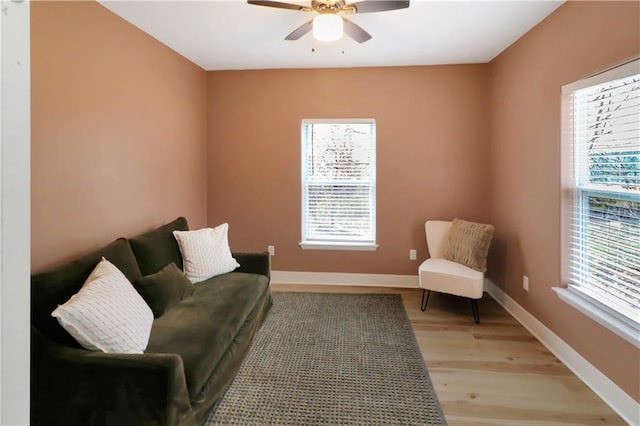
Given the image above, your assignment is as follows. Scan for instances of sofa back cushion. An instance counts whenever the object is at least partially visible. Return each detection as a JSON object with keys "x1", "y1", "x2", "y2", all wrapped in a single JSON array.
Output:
[
  {"x1": 129, "y1": 217, "x2": 189, "y2": 276},
  {"x1": 31, "y1": 238, "x2": 142, "y2": 347}
]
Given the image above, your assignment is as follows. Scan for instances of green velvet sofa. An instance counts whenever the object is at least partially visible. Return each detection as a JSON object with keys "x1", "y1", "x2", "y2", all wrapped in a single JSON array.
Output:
[{"x1": 31, "y1": 217, "x2": 272, "y2": 426}]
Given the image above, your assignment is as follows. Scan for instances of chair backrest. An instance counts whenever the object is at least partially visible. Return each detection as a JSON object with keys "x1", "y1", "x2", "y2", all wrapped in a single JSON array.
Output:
[{"x1": 425, "y1": 221, "x2": 452, "y2": 259}]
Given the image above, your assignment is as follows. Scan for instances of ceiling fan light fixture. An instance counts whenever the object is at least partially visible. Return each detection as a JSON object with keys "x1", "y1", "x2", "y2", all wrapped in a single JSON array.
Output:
[{"x1": 312, "y1": 14, "x2": 343, "y2": 42}]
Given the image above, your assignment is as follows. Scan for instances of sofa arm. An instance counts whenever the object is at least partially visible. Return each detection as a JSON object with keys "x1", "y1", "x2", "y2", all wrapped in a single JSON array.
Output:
[
  {"x1": 233, "y1": 252, "x2": 271, "y2": 279},
  {"x1": 31, "y1": 327, "x2": 192, "y2": 426}
]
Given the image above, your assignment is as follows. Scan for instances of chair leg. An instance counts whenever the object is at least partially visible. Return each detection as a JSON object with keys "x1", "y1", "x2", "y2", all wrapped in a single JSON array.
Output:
[
  {"x1": 420, "y1": 289, "x2": 431, "y2": 312},
  {"x1": 470, "y1": 299, "x2": 480, "y2": 324}
]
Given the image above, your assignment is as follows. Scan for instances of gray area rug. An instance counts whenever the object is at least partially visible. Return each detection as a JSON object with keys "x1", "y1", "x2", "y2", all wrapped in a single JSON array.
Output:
[{"x1": 206, "y1": 292, "x2": 447, "y2": 425}]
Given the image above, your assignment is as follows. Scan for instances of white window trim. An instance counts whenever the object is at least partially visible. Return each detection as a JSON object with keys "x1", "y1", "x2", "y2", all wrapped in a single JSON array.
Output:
[
  {"x1": 556, "y1": 57, "x2": 640, "y2": 346},
  {"x1": 561, "y1": 59, "x2": 640, "y2": 95},
  {"x1": 300, "y1": 118, "x2": 377, "y2": 251},
  {"x1": 299, "y1": 242, "x2": 379, "y2": 251},
  {"x1": 553, "y1": 287, "x2": 640, "y2": 348}
]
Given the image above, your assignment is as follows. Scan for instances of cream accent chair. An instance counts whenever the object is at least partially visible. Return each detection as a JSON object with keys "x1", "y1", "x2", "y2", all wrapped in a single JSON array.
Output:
[{"x1": 418, "y1": 220, "x2": 484, "y2": 323}]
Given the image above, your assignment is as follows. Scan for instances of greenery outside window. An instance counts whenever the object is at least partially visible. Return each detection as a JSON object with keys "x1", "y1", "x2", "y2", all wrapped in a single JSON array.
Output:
[
  {"x1": 300, "y1": 119, "x2": 377, "y2": 250},
  {"x1": 556, "y1": 59, "x2": 640, "y2": 347}
]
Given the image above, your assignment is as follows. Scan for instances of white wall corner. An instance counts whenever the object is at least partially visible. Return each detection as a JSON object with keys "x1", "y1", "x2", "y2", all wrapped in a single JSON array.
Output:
[
  {"x1": 484, "y1": 280, "x2": 639, "y2": 425},
  {"x1": 1, "y1": 1, "x2": 31, "y2": 424},
  {"x1": 271, "y1": 271, "x2": 419, "y2": 288}
]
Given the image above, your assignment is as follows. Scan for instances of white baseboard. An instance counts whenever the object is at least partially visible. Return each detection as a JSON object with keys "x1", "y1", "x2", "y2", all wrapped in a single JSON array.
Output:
[
  {"x1": 271, "y1": 270, "x2": 419, "y2": 288},
  {"x1": 485, "y1": 280, "x2": 639, "y2": 425}
]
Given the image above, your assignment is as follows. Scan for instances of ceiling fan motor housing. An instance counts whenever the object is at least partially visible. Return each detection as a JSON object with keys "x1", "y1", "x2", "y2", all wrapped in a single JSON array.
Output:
[{"x1": 312, "y1": 0, "x2": 351, "y2": 14}]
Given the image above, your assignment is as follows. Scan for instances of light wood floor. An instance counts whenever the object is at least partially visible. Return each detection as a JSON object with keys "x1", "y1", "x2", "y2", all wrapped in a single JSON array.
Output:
[{"x1": 271, "y1": 284, "x2": 626, "y2": 426}]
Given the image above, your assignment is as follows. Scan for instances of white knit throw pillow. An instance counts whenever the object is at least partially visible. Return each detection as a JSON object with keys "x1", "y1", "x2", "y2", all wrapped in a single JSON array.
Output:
[
  {"x1": 51, "y1": 258, "x2": 154, "y2": 354},
  {"x1": 173, "y1": 223, "x2": 240, "y2": 283}
]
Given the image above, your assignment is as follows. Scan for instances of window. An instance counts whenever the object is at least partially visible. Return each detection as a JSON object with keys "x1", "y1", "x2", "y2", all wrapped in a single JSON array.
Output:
[
  {"x1": 557, "y1": 59, "x2": 640, "y2": 347},
  {"x1": 300, "y1": 119, "x2": 377, "y2": 250}
]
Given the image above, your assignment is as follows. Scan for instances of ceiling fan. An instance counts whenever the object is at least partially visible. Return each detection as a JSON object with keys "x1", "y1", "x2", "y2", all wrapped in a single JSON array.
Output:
[{"x1": 247, "y1": 0, "x2": 410, "y2": 43}]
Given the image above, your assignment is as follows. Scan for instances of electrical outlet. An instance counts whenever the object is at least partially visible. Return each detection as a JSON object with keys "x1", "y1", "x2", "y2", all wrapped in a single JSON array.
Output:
[
  {"x1": 409, "y1": 249, "x2": 417, "y2": 260},
  {"x1": 268, "y1": 245, "x2": 275, "y2": 256},
  {"x1": 523, "y1": 275, "x2": 529, "y2": 292}
]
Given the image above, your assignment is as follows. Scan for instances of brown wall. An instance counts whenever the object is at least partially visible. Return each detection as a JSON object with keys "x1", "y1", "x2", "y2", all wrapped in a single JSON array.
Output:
[
  {"x1": 31, "y1": 1, "x2": 208, "y2": 272},
  {"x1": 30, "y1": 0, "x2": 638, "y2": 404},
  {"x1": 489, "y1": 1, "x2": 640, "y2": 401},
  {"x1": 207, "y1": 66, "x2": 491, "y2": 274}
]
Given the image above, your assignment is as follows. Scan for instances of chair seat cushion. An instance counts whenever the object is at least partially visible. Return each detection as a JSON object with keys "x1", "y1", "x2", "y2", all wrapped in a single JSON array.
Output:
[{"x1": 418, "y1": 258, "x2": 484, "y2": 299}]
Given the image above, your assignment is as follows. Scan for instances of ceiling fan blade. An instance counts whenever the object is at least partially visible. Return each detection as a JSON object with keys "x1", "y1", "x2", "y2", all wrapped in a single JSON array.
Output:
[
  {"x1": 285, "y1": 20, "x2": 313, "y2": 40},
  {"x1": 343, "y1": 18, "x2": 372, "y2": 43},
  {"x1": 247, "y1": 0, "x2": 306, "y2": 11},
  {"x1": 348, "y1": 0, "x2": 409, "y2": 13}
]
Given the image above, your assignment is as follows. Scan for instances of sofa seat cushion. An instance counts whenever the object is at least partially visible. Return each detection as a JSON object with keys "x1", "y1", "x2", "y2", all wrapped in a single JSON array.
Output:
[{"x1": 145, "y1": 272, "x2": 270, "y2": 400}]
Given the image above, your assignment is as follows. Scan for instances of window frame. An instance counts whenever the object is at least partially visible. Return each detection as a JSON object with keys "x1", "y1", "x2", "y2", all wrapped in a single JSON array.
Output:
[
  {"x1": 555, "y1": 58, "x2": 640, "y2": 348},
  {"x1": 299, "y1": 118, "x2": 378, "y2": 251}
]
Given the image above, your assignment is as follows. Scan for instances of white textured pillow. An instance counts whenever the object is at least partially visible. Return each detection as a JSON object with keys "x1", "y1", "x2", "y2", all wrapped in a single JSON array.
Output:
[
  {"x1": 173, "y1": 223, "x2": 240, "y2": 283},
  {"x1": 51, "y1": 258, "x2": 154, "y2": 354}
]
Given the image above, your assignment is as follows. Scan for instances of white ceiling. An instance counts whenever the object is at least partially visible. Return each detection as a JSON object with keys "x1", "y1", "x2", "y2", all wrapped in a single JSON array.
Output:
[{"x1": 98, "y1": 0, "x2": 564, "y2": 71}]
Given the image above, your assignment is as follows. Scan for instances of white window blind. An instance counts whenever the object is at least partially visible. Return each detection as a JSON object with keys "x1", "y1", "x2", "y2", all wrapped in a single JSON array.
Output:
[
  {"x1": 561, "y1": 59, "x2": 640, "y2": 333},
  {"x1": 301, "y1": 119, "x2": 376, "y2": 249}
]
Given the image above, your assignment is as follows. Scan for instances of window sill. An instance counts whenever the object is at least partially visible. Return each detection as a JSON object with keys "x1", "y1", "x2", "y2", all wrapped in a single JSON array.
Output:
[
  {"x1": 299, "y1": 242, "x2": 379, "y2": 251},
  {"x1": 552, "y1": 287, "x2": 640, "y2": 348}
]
